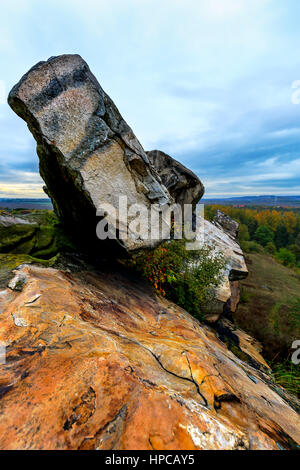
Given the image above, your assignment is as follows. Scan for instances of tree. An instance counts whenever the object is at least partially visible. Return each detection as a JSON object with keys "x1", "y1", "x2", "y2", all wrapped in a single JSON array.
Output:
[
  {"x1": 238, "y1": 224, "x2": 250, "y2": 242},
  {"x1": 289, "y1": 244, "x2": 300, "y2": 262},
  {"x1": 254, "y1": 225, "x2": 274, "y2": 247},
  {"x1": 247, "y1": 218, "x2": 258, "y2": 237},
  {"x1": 275, "y1": 224, "x2": 289, "y2": 250},
  {"x1": 265, "y1": 241, "x2": 276, "y2": 255}
]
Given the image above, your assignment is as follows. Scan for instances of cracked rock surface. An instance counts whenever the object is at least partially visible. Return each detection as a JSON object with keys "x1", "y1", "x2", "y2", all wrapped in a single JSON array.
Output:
[
  {"x1": 0, "y1": 264, "x2": 299, "y2": 450},
  {"x1": 8, "y1": 55, "x2": 172, "y2": 255}
]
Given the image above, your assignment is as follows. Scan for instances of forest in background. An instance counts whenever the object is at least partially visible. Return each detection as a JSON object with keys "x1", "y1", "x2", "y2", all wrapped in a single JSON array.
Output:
[
  {"x1": 205, "y1": 204, "x2": 300, "y2": 396},
  {"x1": 205, "y1": 205, "x2": 300, "y2": 269}
]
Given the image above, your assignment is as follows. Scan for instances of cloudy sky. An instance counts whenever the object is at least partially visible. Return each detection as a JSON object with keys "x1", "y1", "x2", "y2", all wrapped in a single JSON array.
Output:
[{"x1": 1, "y1": 0, "x2": 300, "y2": 198}]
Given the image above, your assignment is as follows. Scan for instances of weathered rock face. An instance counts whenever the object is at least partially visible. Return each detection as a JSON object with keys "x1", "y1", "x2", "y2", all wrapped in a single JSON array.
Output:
[
  {"x1": 215, "y1": 318, "x2": 270, "y2": 372},
  {"x1": 147, "y1": 150, "x2": 204, "y2": 210},
  {"x1": 207, "y1": 213, "x2": 243, "y2": 320},
  {"x1": 213, "y1": 210, "x2": 239, "y2": 240},
  {"x1": 0, "y1": 263, "x2": 299, "y2": 450},
  {"x1": 8, "y1": 55, "x2": 172, "y2": 256},
  {"x1": 225, "y1": 280, "x2": 241, "y2": 314},
  {"x1": 145, "y1": 149, "x2": 246, "y2": 320},
  {"x1": 199, "y1": 217, "x2": 248, "y2": 321}
]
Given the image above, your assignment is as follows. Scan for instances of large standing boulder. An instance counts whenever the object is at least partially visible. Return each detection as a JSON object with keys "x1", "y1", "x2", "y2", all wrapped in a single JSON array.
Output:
[
  {"x1": 147, "y1": 150, "x2": 204, "y2": 210},
  {"x1": 8, "y1": 55, "x2": 172, "y2": 256}
]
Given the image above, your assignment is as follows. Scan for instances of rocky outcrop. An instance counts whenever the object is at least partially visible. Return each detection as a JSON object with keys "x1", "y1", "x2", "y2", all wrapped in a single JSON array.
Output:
[
  {"x1": 8, "y1": 55, "x2": 172, "y2": 256},
  {"x1": 207, "y1": 214, "x2": 244, "y2": 320},
  {"x1": 213, "y1": 210, "x2": 239, "y2": 240},
  {"x1": 0, "y1": 211, "x2": 73, "y2": 263},
  {"x1": 147, "y1": 150, "x2": 204, "y2": 210},
  {"x1": 5, "y1": 56, "x2": 298, "y2": 451},
  {"x1": 215, "y1": 318, "x2": 270, "y2": 372},
  {"x1": 0, "y1": 263, "x2": 299, "y2": 450},
  {"x1": 146, "y1": 150, "x2": 247, "y2": 320},
  {"x1": 0, "y1": 215, "x2": 32, "y2": 227},
  {"x1": 199, "y1": 217, "x2": 248, "y2": 321}
]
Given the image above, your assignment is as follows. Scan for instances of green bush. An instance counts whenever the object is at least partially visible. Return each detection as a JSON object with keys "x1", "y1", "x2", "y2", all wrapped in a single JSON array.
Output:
[
  {"x1": 289, "y1": 244, "x2": 300, "y2": 263},
  {"x1": 131, "y1": 239, "x2": 225, "y2": 321},
  {"x1": 276, "y1": 248, "x2": 296, "y2": 267},
  {"x1": 238, "y1": 224, "x2": 250, "y2": 242},
  {"x1": 240, "y1": 240, "x2": 262, "y2": 253},
  {"x1": 265, "y1": 241, "x2": 277, "y2": 255}
]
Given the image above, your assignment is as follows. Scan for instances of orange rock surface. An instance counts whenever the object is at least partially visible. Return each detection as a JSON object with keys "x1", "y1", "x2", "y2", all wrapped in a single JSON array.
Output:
[{"x1": 0, "y1": 264, "x2": 299, "y2": 450}]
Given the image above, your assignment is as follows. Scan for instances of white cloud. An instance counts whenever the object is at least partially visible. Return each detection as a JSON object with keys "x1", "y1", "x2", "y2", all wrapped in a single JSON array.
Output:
[
  {"x1": 0, "y1": 183, "x2": 44, "y2": 198},
  {"x1": 0, "y1": 0, "x2": 300, "y2": 197}
]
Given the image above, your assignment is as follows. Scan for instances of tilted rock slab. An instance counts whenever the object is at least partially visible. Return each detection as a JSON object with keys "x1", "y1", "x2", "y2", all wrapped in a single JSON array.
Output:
[
  {"x1": 0, "y1": 264, "x2": 299, "y2": 450},
  {"x1": 147, "y1": 149, "x2": 204, "y2": 210},
  {"x1": 8, "y1": 55, "x2": 172, "y2": 255}
]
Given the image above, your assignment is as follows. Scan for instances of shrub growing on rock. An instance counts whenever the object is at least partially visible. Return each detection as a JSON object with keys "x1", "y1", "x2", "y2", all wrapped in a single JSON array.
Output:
[{"x1": 131, "y1": 239, "x2": 225, "y2": 320}]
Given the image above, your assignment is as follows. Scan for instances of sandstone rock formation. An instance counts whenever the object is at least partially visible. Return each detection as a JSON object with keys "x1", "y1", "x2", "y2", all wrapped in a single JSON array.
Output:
[
  {"x1": 147, "y1": 150, "x2": 247, "y2": 320},
  {"x1": 198, "y1": 216, "x2": 248, "y2": 321},
  {"x1": 8, "y1": 55, "x2": 172, "y2": 255},
  {"x1": 213, "y1": 210, "x2": 239, "y2": 240},
  {"x1": 0, "y1": 263, "x2": 299, "y2": 450},
  {"x1": 208, "y1": 213, "x2": 244, "y2": 320},
  {"x1": 215, "y1": 318, "x2": 270, "y2": 372},
  {"x1": 147, "y1": 150, "x2": 204, "y2": 210},
  {"x1": 4, "y1": 57, "x2": 299, "y2": 451}
]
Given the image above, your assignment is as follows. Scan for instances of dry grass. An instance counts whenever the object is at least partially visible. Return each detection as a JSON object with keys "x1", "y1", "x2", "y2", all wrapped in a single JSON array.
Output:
[{"x1": 234, "y1": 253, "x2": 300, "y2": 362}]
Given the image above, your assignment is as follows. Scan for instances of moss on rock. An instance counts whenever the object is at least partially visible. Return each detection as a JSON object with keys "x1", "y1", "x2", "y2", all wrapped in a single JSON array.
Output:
[
  {"x1": 0, "y1": 224, "x2": 37, "y2": 252},
  {"x1": 0, "y1": 253, "x2": 60, "y2": 288},
  {"x1": 0, "y1": 210, "x2": 76, "y2": 261}
]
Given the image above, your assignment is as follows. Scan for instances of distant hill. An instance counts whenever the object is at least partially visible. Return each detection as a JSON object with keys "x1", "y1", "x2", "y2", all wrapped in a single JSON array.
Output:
[
  {"x1": 0, "y1": 198, "x2": 53, "y2": 210},
  {"x1": 202, "y1": 195, "x2": 300, "y2": 208},
  {"x1": 2, "y1": 195, "x2": 300, "y2": 210}
]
